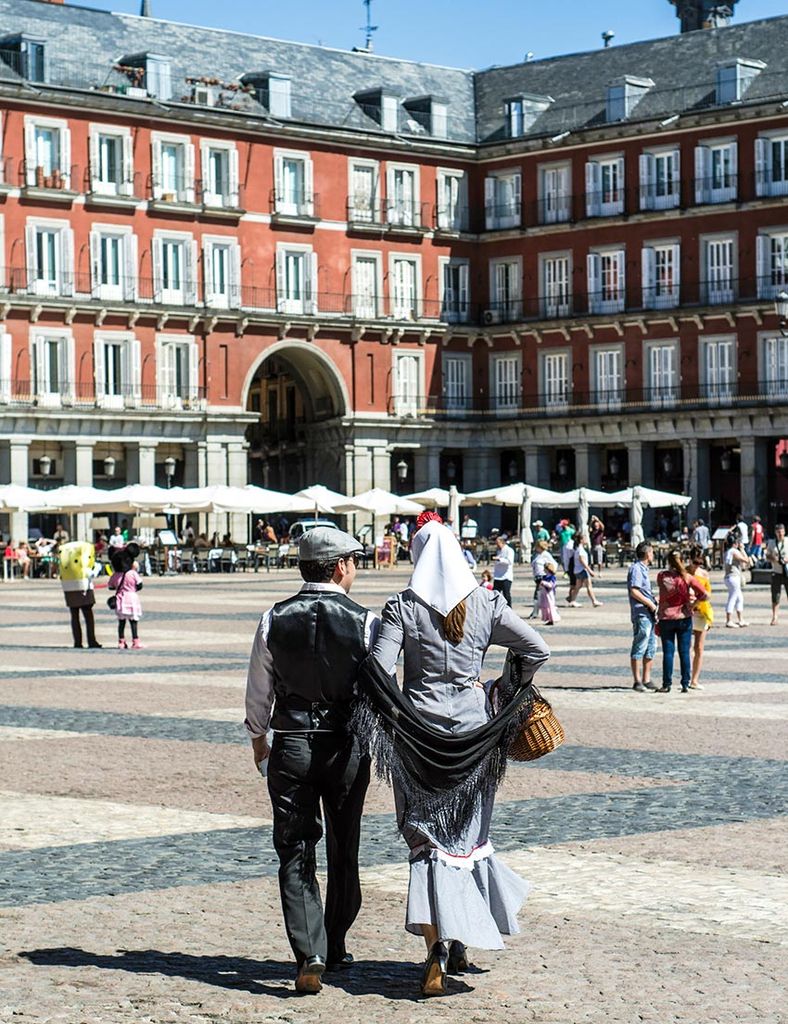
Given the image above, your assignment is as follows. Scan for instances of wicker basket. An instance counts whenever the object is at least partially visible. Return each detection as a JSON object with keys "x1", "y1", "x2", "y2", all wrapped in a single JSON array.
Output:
[{"x1": 509, "y1": 698, "x2": 565, "y2": 762}]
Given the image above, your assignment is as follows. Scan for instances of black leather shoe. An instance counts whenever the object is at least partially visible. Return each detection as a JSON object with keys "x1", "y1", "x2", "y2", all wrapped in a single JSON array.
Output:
[
  {"x1": 447, "y1": 940, "x2": 469, "y2": 974},
  {"x1": 295, "y1": 955, "x2": 325, "y2": 994},
  {"x1": 88, "y1": 642, "x2": 103, "y2": 649},
  {"x1": 326, "y1": 952, "x2": 354, "y2": 972}
]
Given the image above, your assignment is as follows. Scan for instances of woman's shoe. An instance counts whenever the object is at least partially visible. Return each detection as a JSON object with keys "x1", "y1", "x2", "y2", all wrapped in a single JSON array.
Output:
[
  {"x1": 447, "y1": 940, "x2": 469, "y2": 975},
  {"x1": 117, "y1": 639, "x2": 128, "y2": 649},
  {"x1": 738, "y1": 621, "x2": 749, "y2": 628},
  {"x1": 421, "y1": 941, "x2": 449, "y2": 997},
  {"x1": 131, "y1": 638, "x2": 144, "y2": 649},
  {"x1": 725, "y1": 622, "x2": 739, "y2": 628}
]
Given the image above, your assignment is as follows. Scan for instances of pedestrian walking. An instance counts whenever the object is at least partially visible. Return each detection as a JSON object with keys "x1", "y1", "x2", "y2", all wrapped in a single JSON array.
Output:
[
  {"x1": 59, "y1": 541, "x2": 102, "y2": 649},
  {"x1": 589, "y1": 515, "x2": 606, "y2": 572},
  {"x1": 567, "y1": 533, "x2": 602, "y2": 607},
  {"x1": 655, "y1": 551, "x2": 707, "y2": 693},
  {"x1": 627, "y1": 541, "x2": 658, "y2": 692},
  {"x1": 723, "y1": 532, "x2": 751, "y2": 628},
  {"x1": 692, "y1": 519, "x2": 711, "y2": 560},
  {"x1": 108, "y1": 543, "x2": 144, "y2": 649},
  {"x1": 766, "y1": 523, "x2": 788, "y2": 625},
  {"x1": 357, "y1": 519, "x2": 550, "y2": 997},
  {"x1": 749, "y1": 515, "x2": 764, "y2": 560},
  {"x1": 531, "y1": 539, "x2": 558, "y2": 622},
  {"x1": 688, "y1": 545, "x2": 713, "y2": 690},
  {"x1": 492, "y1": 534, "x2": 515, "y2": 607},
  {"x1": 244, "y1": 527, "x2": 378, "y2": 994}
]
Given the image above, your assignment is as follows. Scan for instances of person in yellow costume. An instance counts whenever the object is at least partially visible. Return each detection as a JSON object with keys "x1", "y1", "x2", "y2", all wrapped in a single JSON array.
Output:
[
  {"x1": 688, "y1": 545, "x2": 712, "y2": 690},
  {"x1": 59, "y1": 541, "x2": 102, "y2": 649}
]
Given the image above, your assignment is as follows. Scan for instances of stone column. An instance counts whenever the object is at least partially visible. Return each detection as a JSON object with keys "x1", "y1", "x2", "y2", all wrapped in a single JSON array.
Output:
[
  {"x1": 9, "y1": 439, "x2": 30, "y2": 543},
  {"x1": 682, "y1": 438, "x2": 710, "y2": 525},
  {"x1": 227, "y1": 440, "x2": 249, "y2": 542},
  {"x1": 574, "y1": 443, "x2": 599, "y2": 488},
  {"x1": 413, "y1": 446, "x2": 441, "y2": 492},
  {"x1": 74, "y1": 442, "x2": 94, "y2": 541},
  {"x1": 137, "y1": 442, "x2": 158, "y2": 486},
  {"x1": 739, "y1": 436, "x2": 769, "y2": 520},
  {"x1": 524, "y1": 445, "x2": 550, "y2": 487},
  {"x1": 627, "y1": 441, "x2": 655, "y2": 487},
  {"x1": 205, "y1": 441, "x2": 227, "y2": 541}
]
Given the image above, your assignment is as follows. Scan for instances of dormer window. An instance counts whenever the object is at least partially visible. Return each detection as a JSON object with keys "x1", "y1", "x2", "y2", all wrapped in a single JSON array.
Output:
[
  {"x1": 354, "y1": 88, "x2": 400, "y2": 132},
  {"x1": 120, "y1": 53, "x2": 172, "y2": 100},
  {"x1": 242, "y1": 72, "x2": 292, "y2": 118},
  {"x1": 716, "y1": 58, "x2": 765, "y2": 105},
  {"x1": 606, "y1": 76, "x2": 654, "y2": 122},
  {"x1": 504, "y1": 94, "x2": 553, "y2": 138},
  {"x1": 0, "y1": 34, "x2": 46, "y2": 82},
  {"x1": 403, "y1": 96, "x2": 448, "y2": 139}
]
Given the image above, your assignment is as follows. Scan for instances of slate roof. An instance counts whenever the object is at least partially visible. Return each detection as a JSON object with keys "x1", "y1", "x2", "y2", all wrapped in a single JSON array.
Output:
[{"x1": 0, "y1": 0, "x2": 785, "y2": 147}]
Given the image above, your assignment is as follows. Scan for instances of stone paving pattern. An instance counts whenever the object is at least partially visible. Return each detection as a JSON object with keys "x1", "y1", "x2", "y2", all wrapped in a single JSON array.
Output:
[{"x1": 0, "y1": 565, "x2": 787, "y2": 1023}]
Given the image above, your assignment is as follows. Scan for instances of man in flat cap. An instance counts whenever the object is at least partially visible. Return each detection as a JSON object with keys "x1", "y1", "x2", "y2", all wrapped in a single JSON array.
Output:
[{"x1": 245, "y1": 527, "x2": 378, "y2": 994}]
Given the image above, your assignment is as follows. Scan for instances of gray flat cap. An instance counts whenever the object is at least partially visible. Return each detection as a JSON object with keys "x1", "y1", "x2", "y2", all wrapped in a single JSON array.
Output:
[{"x1": 298, "y1": 526, "x2": 363, "y2": 562}]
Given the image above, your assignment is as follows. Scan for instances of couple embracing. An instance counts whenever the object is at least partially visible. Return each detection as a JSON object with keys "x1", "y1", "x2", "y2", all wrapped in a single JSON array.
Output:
[{"x1": 244, "y1": 513, "x2": 550, "y2": 997}]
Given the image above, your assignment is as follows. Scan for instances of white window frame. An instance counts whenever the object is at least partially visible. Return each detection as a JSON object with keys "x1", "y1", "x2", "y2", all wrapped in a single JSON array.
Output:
[
  {"x1": 587, "y1": 248, "x2": 626, "y2": 315},
  {"x1": 700, "y1": 334, "x2": 736, "y2": 404},
  {"x1": 156, "y1": 334, "x2": 201, "y2": 410},
  {"x1": 386, "y1": 162, "x2": 420, "y2": 228},
  {"x1": 489, "y1": 256, "x2": 522, "y2": 321},
  {"x1": 695, "y1": 140, "x2": 737, "y2": 204},
  {"x1": 756, "y1": 227, "x2": 788, "y2": 300},
  {"x1": 436, "y1": 168, "x2": 468, "y2": 231},
  {"x1": 276, "y1": 242, "x2": 317, "y2": 315},
  {"x1": 388, "y1": 252, "x2": 422, "y2": 320},
  {"x1": 93, "y1": 330, "x2": 141, "y2": 409},
  {"x1": 540, "y1": 349, "x2": 570, "y2": 409},
  {"x1": 351, "y1": 249, "x2": 383, "y2": 319},
  {"x1": 393, "y1": 349, "x2": 424, "y2": 417},
  {"x1": 152, "y1": 229, "x2": 198, "y2": 306},
  {"x1": 274, "y1": 148, "x2": 314, "y2": 217},
  {"x1": 641, "y1": 241, "x2": 680, "y2": 310},
  {"x1": 89, "y1": 123, "x2": 134, "y2": 197},
  {"x1": 760, "y1": 332, "x2": 788, "y2": 398},
  {"x1": 538, "y1": 162, "x2": 571, "y2": 224},
  {"x1": 89, "y1": 223, "x2": 137, "y2": 303},
  {"x1": 200, "y1": 140, "x2": 240, "y2": 208},
  {"x1": 439, "y1": 257, "x2": 470, "y2": 324},
  {"x1": 29, "y1": 326, "x2": 74, "y2": 406},
  {"x1": 203, "y1": 235, "x2": 241, "y2": 310},
  {"x1": 586, "y1": 155, "x2": 625, "y2": 217},
  {"x1": 540, "y1": 251, "x2": 572, "y2": 318},
  {"x1": 442, "y1": 351, "x2": 472, "y2": 410},
  {"x1": 644, "y1": 339, "x2": 679, "y2": 408},
  {"x1": 348, "y1": 158, "x2": 381, "y2": 223},
  {"x1": 0, "y1": 330, "x2": 12, "y2": 404},
  {"x1": 755, "y1": 133, "x2": 788, "y2": 198},
  {"x1": 701, "y1": 233, "x2": 737, "y2": 305},
  {"x1": 490, "y1": 351, "x2": 522, "y2": 413},
  {"x1": 23, "y1": 115, "x2": 71, "y2": 188},
  {"x1": 151, "y1": 131, "x2": 195, "y2": 203},
  {"x1": 484, "y1": 168, "x2": 521, "y2": 230},
  {"x1": 25, "y1": 217, "x2": 74, "y2": 297},
  {"x1": 639, "y1": 148, "x2": 680, "y2": 211},
  {"x1": 591, "y1": 345, "x2": 624, "y2": 410}
]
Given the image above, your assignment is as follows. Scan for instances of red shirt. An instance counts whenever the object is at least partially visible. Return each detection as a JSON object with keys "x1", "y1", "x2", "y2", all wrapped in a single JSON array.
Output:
[
  {"x1": 657, "y1": 571, "x2": 707, "y2": 620},
  {"x1": 752, "y1": 523, "x2": 764, "y2": 545}
]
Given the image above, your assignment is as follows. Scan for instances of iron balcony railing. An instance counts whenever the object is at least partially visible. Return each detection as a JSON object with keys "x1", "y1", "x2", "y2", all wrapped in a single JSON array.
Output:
[
  {"x1": 386, "y1": 381, "x2": 788, "y2": 420},
  {"x1": 270, "y1": 188, "x2": 319, "y2": 219},
  {"x1": 0, "y1": 381, "x2": 207, "y2": 410}
]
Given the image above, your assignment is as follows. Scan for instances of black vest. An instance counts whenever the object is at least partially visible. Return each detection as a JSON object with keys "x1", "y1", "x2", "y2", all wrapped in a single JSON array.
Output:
[{"x1": 267, "y1": 589, "x2": 368, "y2": 731}]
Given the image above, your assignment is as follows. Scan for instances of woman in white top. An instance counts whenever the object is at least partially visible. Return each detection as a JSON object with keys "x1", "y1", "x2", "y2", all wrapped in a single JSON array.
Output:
[
  {"x1": 530, "y1": 539, "x2": 557, "y2": 621},
  {"x1": 723, "y1": 532, "x2": 751, "y2": 628},
  {"x1": 567, "y1": 533, "x2": 602, "y2": 608}
]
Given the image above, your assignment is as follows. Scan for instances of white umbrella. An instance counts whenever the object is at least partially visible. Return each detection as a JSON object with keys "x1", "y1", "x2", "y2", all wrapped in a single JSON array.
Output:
[
  {"x1": 607, "y1": 486, "x2": 692, "y2": 509},
  {"x1": 404, "y1": 487, "x2": 460, "y2": 509},
  {"x1": 447, "y1": 484, "x2": 460, "y2": 535},
  {"x1": 520, "y1": 491, "x2": 534, "y2": 562},
  {"x1": 630, "y1": 487, "x2": 645, "y2": 547},
  {"x1": 0, "y1": 485, "x2": 58, "y2": 513},
  {"x1": 577, "y1": 488, "x2": 590, "y2": 537},
  {"x1": 39, "y1": 485, "x2": 135, "y2": 513},
  {"x1": 462, "y1": 483, "x2": 565, "y2": 507},
  {"x1": 210, "y1": 485, "x2": 313, "y2": 515},
  {"x1": 294, "y1": 484, "x2": 349, "y2": 516},
  {"x1": 332, "y1": 488, "x2": 424, "y2": 517}
]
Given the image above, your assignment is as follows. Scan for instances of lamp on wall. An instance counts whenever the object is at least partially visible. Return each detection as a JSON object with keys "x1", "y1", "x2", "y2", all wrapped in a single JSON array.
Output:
[
  {"x1": 720, "y1": 449, "x2": 732, "y2": 472},
  {"x1": 662, "y1": 452, "x2": 674, "y2": 476},
  {"x1": 446, "y1": 458, "x2": 457, "y2": 481},
  {"x1": 775, "y1": 291, "x2": 788, "y2": 337},
  {"x1": 164, "y1": 456, "x2": 177, "y2": 488},
  {"x1": 508, "y1": 458, "x2": 519, "y2": 480},
  {"x1": 608, "y1": 453, "x2": 620, "y2": 478},
  {"x1": 38, "y1": 454, "x2": 52, "y2": 477},
  {"x1": 103, "y1": 455, "x2": 116, "y2": 478},
  {"x1": 396, "y1": 459, "x2": 408, "y2": 483}
]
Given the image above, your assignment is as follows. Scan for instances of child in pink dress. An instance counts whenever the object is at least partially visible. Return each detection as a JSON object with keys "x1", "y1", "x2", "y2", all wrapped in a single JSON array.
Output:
[{"x1": 108, "y1": 542, "x2": 144, "y2": 649}]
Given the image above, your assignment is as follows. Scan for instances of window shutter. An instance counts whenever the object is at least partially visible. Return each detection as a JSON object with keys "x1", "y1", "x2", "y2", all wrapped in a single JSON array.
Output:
[
  {"x1": 275, "y1": 250, "x2": 286, "y2": 312},
  {"x1": 694, "y1": 146, "x2": 710, "y2": 204},
  {"x1": 185, "y1": 143, "x2": 196, "y2": 203},
  {"x1": 615, "y1": 157, "x2": 625, "y2": 208},
  {"x1": 229, "y1": 242, "x2": 242, "y2": 309},
  {"x1": 586, "y1": 253, "x2": 600, "y2": 312},
  {"x1": 122, "y1": 132, "x2": 134, "y2": 195},
  {"x1": 89, "y1": 230, "x2": 101, "y2": 297},
  {"x1": 61, "y1": 127, "x2": 71, "y2": 189},
  {"x1": 25, "y1": 223, "x2": 37, "y2": 290},
  {"x1": 155, "y1": 340, "x2": 167, "y2": 398},
  {"x1": 307, "y1": 251, "x2": 318, "y2": 314},
  {"x1": 32, "y1": 335, "x2": 44, "y2": 395},
  {"x1": 756, "y1": 234, "x2": 769, "y2": 298},
  {"x1": 130, "y1": 338, "x2": 141, "y2": 403},
  {"x1": 671, "y1": 243, "x2": 681, "y2": 302},
  {"x1": 639, "y1": 153, "x2": 655, "y2": 210},
  {"x1": 89, "y1": 130, "x2": 100, "y2": 192},
  {"x1": 228, "y1": 146, "x2": 240, "y2": 206},
  {"x1": 615, "y1": 250, "x2": 626, "y2": 307},
  {"x1": 274, "y1": 152, "x2": 284, "y2": 205},
  {"x1": 186, "y1": 239, "x2": 198, "y2": 305},
  {"x1": 458, "y1": 263, "x2": 469, "y2": 317},
  {"x1": 189, "y1": 342, "x2": 200, "y2": 401},
  {"x1": 304, "y1": 158, "x2": 315, "y2": 216},
  {"x1": 585, "y1": 161, "x2": 601, "y2": 217},
  {"x1": 62, "y1": 334, "x2": 75, "y2": 399},
  {"x1": 202, "y1": 241, "x2": 215, "y2": 307},
  {"x1": 24, "y1": 119, "x2": 36, "y2": 185},
  {"x1": 512, "y1": 173, "x2": 522, "y2": 223},
  {"x1": 124, "y1": 234, "x2": 138, "y2": 302},
  {"x1": 151, "y1": 140, "x2": 162, "y2": 199},
  {"x1": 152, "y1": 236, "x2": 163, "y2": 299},
  {"x1": 484, "y1": 176, "x2": 496, "y2": 229},
  {"x1": 670, "y1": 150, "x2": 680, "y2": 205},
  {"x1": 728, "y1": 142, "x2": 738, "y2": 197},
  {"x1": 60, "y1": 227, "x2": 74, "y2": 296},
  {"x1": 0, "y1": 333, "x2": 11, "y2": 402},
  {"x1": 641, "y1": 246, "x2": 656, "y2": 307},
  {"x1": 93, "y1": 338, "x2": 105, "y2": 400},
  {"x1": 754, "y1": 138, "x2": 769, "y2": 197}
]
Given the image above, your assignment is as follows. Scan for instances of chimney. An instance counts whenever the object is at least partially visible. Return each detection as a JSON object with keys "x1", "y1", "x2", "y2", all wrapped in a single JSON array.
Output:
[
  {"x1": 670, "y1": 1, "x2": 739, "y2": 33},
  {"x1": 140, "y1": 0, "x2": 152, "y2": 14}
]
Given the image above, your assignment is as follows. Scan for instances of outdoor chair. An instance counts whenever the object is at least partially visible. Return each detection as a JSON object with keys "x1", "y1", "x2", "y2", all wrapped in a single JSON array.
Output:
[{"x1": 193, "y1": 549, "x2": 210, "y2": 572}]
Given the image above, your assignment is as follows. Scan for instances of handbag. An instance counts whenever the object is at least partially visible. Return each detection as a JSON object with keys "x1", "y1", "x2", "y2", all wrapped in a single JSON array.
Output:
[
  {"x1": 107, "y1": 571, "x2": 126, "y2": 610},
  {"x1": 509, "y1": 694, "x2": 565, "y2": 762}
]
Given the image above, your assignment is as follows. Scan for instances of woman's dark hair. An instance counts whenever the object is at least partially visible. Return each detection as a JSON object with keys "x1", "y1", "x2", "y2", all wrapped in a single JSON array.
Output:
[
  {"x1": 688, "y1": 544, "x2": 704, "y2": 564},
  {"x1": 667, "y1": 549, "x2": 686, "y2": 574},
  {"x1": 725, "y1": 530, "x2": 740, "y2": 549}
]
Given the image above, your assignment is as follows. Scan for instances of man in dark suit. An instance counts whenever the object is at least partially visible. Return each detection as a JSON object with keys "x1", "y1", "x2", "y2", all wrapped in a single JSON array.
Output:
[{"x1": 245, "y1": 527, "x2": 377, "y2": 994}]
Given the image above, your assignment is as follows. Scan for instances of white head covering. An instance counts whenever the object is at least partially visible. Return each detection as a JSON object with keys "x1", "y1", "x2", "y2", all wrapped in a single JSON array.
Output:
[{"x1": 407, "y1": 520, "x2": 478, "y2": 616}]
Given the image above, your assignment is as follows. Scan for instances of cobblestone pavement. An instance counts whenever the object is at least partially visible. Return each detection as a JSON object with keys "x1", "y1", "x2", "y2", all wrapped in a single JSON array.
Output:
[{"x1": 1, "y1": 566, "x2": 787, "y2": 1023}]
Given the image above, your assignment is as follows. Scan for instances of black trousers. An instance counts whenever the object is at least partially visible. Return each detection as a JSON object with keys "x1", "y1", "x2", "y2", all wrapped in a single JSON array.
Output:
[
  {"x1": 267, "y1": 731, "x2": 370, "y2": 965},
  {"x1": 493, "y1": 578, "x2": 512, "y2": 607},
  {"x1": 69, "y1": 605, "x2": 97, "y2": 647}
]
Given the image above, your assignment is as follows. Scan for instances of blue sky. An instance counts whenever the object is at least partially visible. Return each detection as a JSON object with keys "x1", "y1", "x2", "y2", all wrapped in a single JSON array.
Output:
[{"x1": 86, "y1": 1, "x2": 787, "y2": 68}]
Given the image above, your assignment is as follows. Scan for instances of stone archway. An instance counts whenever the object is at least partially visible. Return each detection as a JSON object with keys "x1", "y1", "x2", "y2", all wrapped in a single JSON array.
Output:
[{"x1": 243, "y1": 342, "x2": 349, "y2": 492}]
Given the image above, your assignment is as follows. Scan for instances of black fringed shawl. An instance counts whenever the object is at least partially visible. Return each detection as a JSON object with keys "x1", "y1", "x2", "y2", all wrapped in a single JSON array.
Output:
[{"x1": 352, "y1": 651, "x2": 537, "y2": 846}]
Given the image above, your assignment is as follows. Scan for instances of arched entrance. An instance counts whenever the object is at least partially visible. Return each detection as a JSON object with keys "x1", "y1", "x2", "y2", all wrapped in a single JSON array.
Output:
[{"x1": 244, "y1": 343, "x2": 348, "y2": 492}]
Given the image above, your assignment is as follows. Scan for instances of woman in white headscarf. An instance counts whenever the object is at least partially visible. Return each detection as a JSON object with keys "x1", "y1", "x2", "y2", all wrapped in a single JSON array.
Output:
[{"x1": 367, "y1": 515, "x2": 550, "y2": 997}]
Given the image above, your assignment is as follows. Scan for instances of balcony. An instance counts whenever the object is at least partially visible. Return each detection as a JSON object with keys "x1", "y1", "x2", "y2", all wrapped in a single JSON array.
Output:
[
  {"x1": 346, "y1": 196, "x2": 386, "y2": 233},
  {"x1": 385, "y1": 380, "x2": 788, "y2": 421},
  {"x1": 20, "y1": 161, "x2": 80, "y2": 203},
  {"x1": 270, "y1": 189, "x2": 319, "y2": 228},
  {"x1": 0, "y1": 381, "x2": 207, "y2": 412},
  {"x1": 86, "y1": 170, "x2": 145, "y2": 210},
  {"x1": 385, "y1": 200, "x2": 428, "y2": 238}
]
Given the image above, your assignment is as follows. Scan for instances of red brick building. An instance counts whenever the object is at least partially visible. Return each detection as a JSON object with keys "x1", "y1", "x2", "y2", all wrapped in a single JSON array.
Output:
[{"x1": 0, "y1": 0, "x2": 786, "y2": 539}]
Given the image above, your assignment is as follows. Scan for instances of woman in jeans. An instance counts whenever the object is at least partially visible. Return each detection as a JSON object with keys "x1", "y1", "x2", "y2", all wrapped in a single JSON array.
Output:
[{"x1": 656, "y1": 550, "x2": 707, "y2": 693}]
